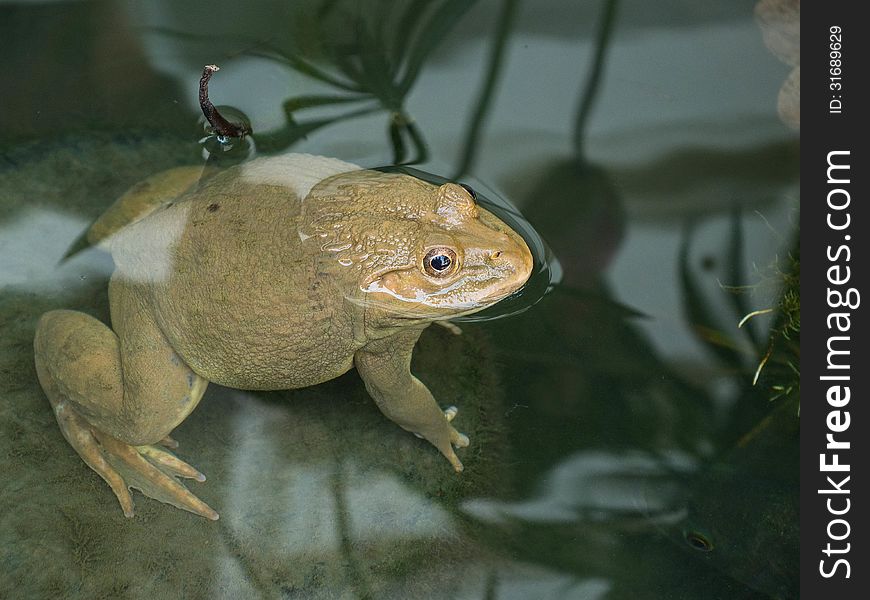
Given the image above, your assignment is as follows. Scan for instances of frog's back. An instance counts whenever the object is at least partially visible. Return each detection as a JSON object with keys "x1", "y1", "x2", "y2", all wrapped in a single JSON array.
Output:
[
  {"x1": 87, "y1": 166, "x2": 206, "y2": 249},
  {"x1": 109, "y1": 155, "x2": 367, "y2": 390}
]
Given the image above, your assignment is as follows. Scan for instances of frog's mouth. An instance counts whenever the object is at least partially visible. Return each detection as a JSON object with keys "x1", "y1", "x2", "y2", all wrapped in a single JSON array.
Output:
[
  {"x1": 351, "y1": 291, "x2": 491, "y2": 324},
  {"x1": 349, "y1": 225, "x2": 533, "y2": 324},
  {"x1": 352, "y1": 267, "x2": 527, "y2": 322}
]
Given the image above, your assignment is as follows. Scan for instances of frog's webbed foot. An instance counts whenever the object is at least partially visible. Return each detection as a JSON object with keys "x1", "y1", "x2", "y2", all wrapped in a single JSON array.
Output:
[
  {"x1": 414, "y1": 405, "x2": 469, "y2": 438},
  {"x1": 54, "y1": 401, "x2": 218, "y2": 520},
  {"x1": 436, "y1": 410, "x2": 470, "y2": 473},
  {"x1": 411, "y1": 405, "x2": 470, "y2": 471}
]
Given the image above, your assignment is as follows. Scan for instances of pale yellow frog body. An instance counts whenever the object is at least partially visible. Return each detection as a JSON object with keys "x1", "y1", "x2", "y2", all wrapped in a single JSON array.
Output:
[{"x1": 33, "y1": 154, "x2": 533, "y2": 519}]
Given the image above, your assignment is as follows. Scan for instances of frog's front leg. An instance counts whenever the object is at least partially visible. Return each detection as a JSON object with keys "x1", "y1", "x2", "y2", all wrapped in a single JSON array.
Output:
[
  {"x1": 33, "y1": 279, "x2": 217, "y2": 520},
  {"x1": 354, "y1": 329, "x2": 470, "y2": 472}
]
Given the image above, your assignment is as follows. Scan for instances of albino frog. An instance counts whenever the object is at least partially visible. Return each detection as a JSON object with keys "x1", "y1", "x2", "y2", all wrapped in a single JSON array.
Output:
[{"x1": 34, "y1": 154, "x2": 533, "y2": 519}]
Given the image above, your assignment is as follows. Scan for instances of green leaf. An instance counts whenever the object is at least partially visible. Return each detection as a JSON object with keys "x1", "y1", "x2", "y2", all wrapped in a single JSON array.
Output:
[
  {"x1": 325, "y1": 41, "x2": 370, "y2": 90},
  {"x1": 398, "y1": 0, "x2": 477, "y2": 95},
  {"x1": 282, "y1": 94, "x2": 371, "y2": 113},
  {"x1": 356, "y1": 24, "x2": 400, "y2": 106},
  {"x1": 255, "y1": 104, "x2": 381, "y2": 153},
  {"x1": 246, "y1": 49, "x2": 363, "y2": 93},
  {"x1": 145, "y1": 26, "x2": 362, "y2": 93},
  {"x1": 391, "y1": 0, "x2": 434, "y2": 69}
]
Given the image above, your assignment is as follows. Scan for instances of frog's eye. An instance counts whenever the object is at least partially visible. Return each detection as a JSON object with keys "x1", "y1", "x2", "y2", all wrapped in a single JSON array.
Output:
[
  {"x1": 685, "y1": 531, "x2": 714, "y2": 552},
  {"x1": 459, "y1": 183, "x2": 476, "y2": 200},
  {"x1": 423, "y1": 247, "x2": 458, "y2": 277}
]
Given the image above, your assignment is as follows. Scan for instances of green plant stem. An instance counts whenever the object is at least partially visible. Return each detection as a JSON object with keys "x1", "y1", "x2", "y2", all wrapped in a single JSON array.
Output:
[
  {"x1": 389, "y1": 113, "x2": 429, "y2": 164},
  {"x1": 405, "y1": 118, "x2": 429, "y2": 164},
  {"x1": 573, "y1": 0, "x2": 620, "y2": 162},
  {"x1": 453, "y1": 0, "x2": 519, "y2": 178}
]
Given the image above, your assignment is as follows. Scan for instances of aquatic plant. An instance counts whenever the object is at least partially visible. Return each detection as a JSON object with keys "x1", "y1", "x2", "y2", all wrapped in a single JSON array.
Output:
[
  {"x1": 679, "y1": 211, "x2": 800, "y2": 410},
  {"x1": 251, "y1": 0, "x2": 478, "y2": 161},
  {"x1": 739, "y1": 246, "x2": 800, "y2": 407}
]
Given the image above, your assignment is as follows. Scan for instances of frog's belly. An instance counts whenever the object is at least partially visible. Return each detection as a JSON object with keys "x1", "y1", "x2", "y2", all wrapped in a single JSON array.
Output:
[
  {"x1": 187, "y1": 345, "x2": 356, "y2": 391},
  {"x1": 164, "y1": 317, "x2": 359, "y2": 390},
  {"x1": 150, "y1": 285, "x2": 362, "y2": 391}
]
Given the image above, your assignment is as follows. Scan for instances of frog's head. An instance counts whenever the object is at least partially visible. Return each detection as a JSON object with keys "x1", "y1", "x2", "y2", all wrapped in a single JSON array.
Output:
[
  {"x1": 362, "y1": 181, "x2": 533, "y2": 319},
  {"x1": 305, "y1": 171, "x2": 533, "y2": 326}
]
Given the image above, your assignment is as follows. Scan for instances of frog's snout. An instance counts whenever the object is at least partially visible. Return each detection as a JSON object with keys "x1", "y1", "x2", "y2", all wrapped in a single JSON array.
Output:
[
  {"x1": 514, "y1": 245, "x2": 535, "y2": 283},
  {"x1": 495, "y1": 239, "x2": 532, "y2": 276},
  {"x1": 483, "y1": 233, "x2": 534, "y2": 300}
]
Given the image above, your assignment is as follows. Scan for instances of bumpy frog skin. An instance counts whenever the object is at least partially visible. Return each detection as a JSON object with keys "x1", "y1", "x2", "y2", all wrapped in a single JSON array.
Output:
[{"x1": 33, "y1": 154, "x2": 533, "y2": 520}]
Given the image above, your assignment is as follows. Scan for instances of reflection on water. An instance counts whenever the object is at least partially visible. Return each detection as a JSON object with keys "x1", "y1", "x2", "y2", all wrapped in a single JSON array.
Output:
[
  {"x1": 1, "y1": 0, "x2": 798, "y2": 598},
  {"x1": 463, "y1": 449, "x2": 696, "y2": 525}
]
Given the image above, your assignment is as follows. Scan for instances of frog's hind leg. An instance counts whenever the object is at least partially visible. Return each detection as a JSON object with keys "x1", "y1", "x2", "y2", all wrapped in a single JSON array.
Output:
[{"x1": 33, "y1": 299, "x2": 218, "y2": 520}]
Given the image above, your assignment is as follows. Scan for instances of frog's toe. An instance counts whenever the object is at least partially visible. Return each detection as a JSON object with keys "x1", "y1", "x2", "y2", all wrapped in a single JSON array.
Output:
[
  {"x1": 54, "y1": 400, "x2": 135, "y2": 517},
  {"x1": 451, "y1": 429, "x2": 470, "y2": 449},
  {"x1": 442, "y1": 407, "x2": 470, "y2": 447},
  {"x1": 442, "y1": 444, "x2": 465, "y2": 473},
  {"x1": 157, "y1": 434, "x2": 179, "y2": 450},
  {"x1": 93, "y1": 432, "x2": 219, "y2": 520},
  {"x1": 432, "y1": 425, "x2": 470, "y2": 472},
  {"x1": 54, "y1": 401, "x2": 217, "y2": 519},
  {"x1": 138, "y1": 444, "x2": 206, "y2": 482}
]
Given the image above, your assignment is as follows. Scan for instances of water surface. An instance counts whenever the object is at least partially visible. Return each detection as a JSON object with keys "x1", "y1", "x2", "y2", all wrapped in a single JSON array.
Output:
[{"x1": 1, "y1": 1, "x2": 799, "y2": 598}]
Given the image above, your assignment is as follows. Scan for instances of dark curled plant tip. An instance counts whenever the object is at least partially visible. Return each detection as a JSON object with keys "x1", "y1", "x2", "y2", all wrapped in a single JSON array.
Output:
[{"x1": 199, "y1": 64, "x2": 251, "y2": 139}]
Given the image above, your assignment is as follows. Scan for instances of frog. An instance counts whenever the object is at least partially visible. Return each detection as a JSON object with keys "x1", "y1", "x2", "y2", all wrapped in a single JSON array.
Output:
[{"x1": 33, "y1": 154, "x2": 533, "y2": 520}]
